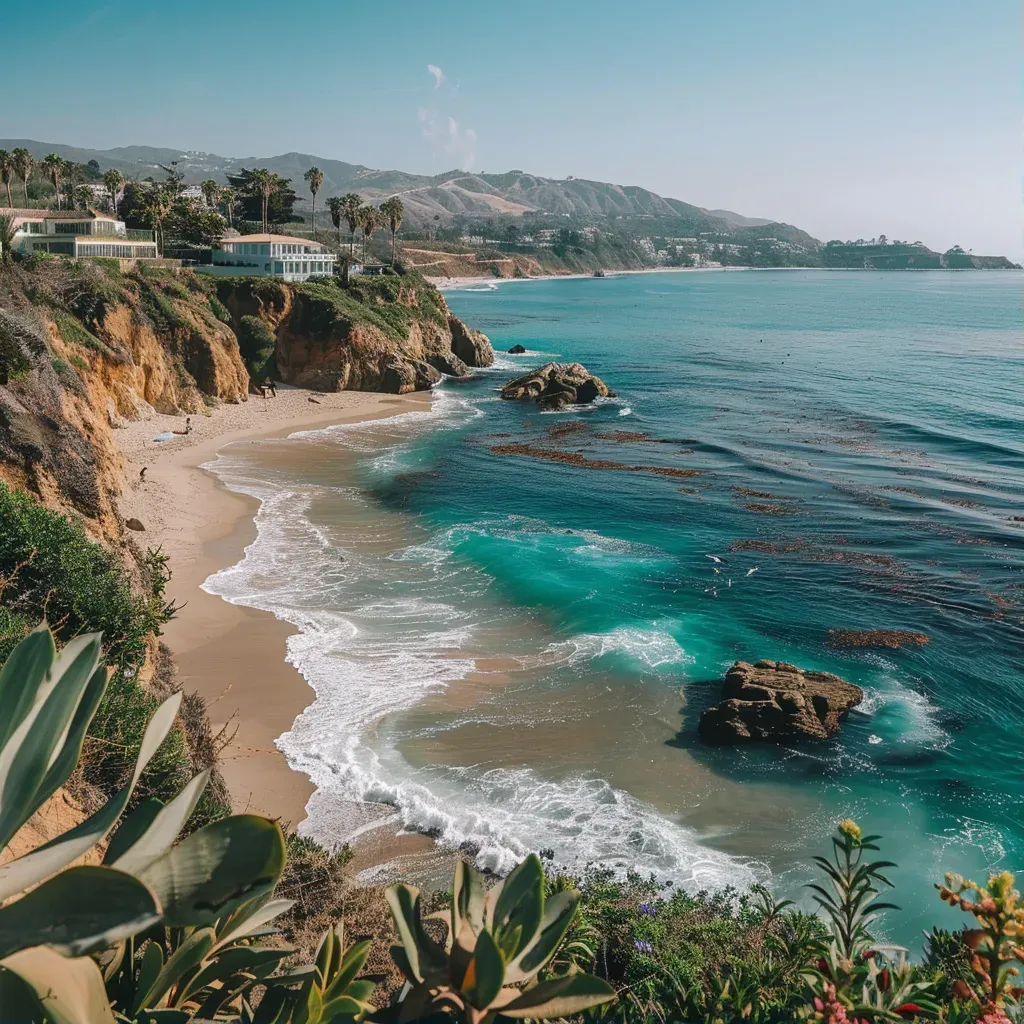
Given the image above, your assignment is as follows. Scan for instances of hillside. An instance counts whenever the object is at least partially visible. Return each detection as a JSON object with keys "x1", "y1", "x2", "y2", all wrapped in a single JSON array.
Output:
[{"x1": 4, "y1": 139, "x2": 1018, "y2": 269}]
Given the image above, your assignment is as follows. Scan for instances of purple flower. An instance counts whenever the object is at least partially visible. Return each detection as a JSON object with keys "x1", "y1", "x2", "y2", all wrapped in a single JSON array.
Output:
[
  {"x1": 633, "y1": 940, "x2": 654, "y2": 954},
  {"x1": 639, "y1": 902, "x2": 657, "y2": 918}
]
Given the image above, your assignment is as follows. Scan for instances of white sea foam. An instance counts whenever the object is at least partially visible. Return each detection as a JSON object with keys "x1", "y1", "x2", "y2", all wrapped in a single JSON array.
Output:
[
  {"x1": 200, "y1": 410, "x2": 758, "y2": 892},
  {"x1": 537, "y1": 628, "x2": 693, "y2": 670},
  {"x1": 857, "y1": 679, "x2": 950, "y2": 749}
]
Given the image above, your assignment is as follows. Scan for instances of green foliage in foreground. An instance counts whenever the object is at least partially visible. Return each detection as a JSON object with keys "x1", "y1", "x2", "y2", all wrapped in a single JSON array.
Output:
[{"x1": 1, "y1": 621, "x2": 1023, "y2": 1022}]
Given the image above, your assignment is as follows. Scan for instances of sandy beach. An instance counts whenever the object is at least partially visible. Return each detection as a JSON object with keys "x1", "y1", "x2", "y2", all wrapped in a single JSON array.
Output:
[{"x1": 115, "y1": 386, "x2": 432, "y2": 830}]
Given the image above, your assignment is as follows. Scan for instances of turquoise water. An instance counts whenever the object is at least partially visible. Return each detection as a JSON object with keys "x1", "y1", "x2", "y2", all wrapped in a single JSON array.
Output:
[{"x1": 206, "y1": 269, "x2": 1024, "y2": 948}]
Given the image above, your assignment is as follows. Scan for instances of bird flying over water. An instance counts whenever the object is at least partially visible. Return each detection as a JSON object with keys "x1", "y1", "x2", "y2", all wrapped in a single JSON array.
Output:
[
  {"x1": 705, "y1": 554, "x2": 727, "y2": 564},
  {"x1": 746, "y1": 567, "x2": 760, "y2": 577}
]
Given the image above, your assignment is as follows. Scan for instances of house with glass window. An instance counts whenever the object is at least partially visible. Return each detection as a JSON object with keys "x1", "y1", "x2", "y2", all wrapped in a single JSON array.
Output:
[
  {"x1": 6, "y1": 209, "x2": 158, "y2": 259},
  {"x1": 199, "y1": 234, "x2": 337, "y2": 281}
]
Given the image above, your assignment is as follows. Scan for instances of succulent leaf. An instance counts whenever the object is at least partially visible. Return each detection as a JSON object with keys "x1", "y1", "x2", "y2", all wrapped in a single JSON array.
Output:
[{"x1": 1, "y1": 945, "x2": 117, "y2": 1024}]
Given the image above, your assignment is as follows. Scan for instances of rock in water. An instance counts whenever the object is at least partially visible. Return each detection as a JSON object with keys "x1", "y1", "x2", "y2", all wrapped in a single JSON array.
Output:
[
  {"x1": 698, "y1": 660, "x2": 863, "y2": 744},
  {"x1": 508, "y1": 344, "x2": 527, "y2": 354},
  {"x1": 500, "y1": 362, "x2": 615, "y2": 411},
  {"x1": 448, "y1": 315, "x2": 495, "y2": 368}
]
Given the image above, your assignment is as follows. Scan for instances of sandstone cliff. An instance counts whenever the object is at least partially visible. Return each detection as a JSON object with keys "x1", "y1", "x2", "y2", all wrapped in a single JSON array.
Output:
[
  {"x1": 0, "y1": 260, "x2": 249, "y2": 536},
  {"x1": 216, "y1": 270, "x2": 493, "y2": 394}
]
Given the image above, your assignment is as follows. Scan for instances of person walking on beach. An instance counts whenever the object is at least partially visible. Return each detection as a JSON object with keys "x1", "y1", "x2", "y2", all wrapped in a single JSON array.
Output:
[{"x1": 264, "y1": 377, "x2": 277, "y2": 397}]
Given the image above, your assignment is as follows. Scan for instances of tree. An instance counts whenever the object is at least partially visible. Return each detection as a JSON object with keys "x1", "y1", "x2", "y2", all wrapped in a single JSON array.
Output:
[
  {"x1": 11, "y1": 148, "x2": 32, "y2": 205},
  {"x1": 156, "y1": 162, "x2": 186, "y2": 198},
  {"x1": 0, "y1": 215, "x2": 14, "y2": 264},
  {"x1": 221, "y1": 186, "x2": 236, "y2": 227},
  {"x1": 225, "y1": 168, "x2": 296, "y2": 230},
  {"x1": 102, "y1": 168, "x2": 124, "y2": 215},
  {"x1": 146, "y1": 189, "x2": 173, "y2": 253},
  {"x1": 0, "y1": 151, "x2": 13, "y2": 207},
  {"x1": 341, "y1": 192, "x2": 362, "y2": 256},
  {"x1": 303, "y1": 166, "x2": 323, "y2": 235},
  {"x1": 326, "y1": 195, "x2": 344, "y2": 244},
  {"x1": 359, "y1": 204, "x2": 380, "y2": 261},
  {"x1": 380, "y1": 196, "x2": 405, "y2": 264},
  {"x1": 200, "y1": 178, "x2": 220, "y2": 209},
  {"x1": 71, "y1": 183, "x2": 94, "y2": 210},
  {"x1": 41, "y1": 154, "x2": 63, "y2": 209}
]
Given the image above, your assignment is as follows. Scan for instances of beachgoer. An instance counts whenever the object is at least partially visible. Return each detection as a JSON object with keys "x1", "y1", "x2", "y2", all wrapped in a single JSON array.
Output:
[
  {"x1": 264, "y1": 377, "x2": 276, "y2": 397},
  {"x1": 139, "y1": 467, "x2": 147, "y2": 482}
]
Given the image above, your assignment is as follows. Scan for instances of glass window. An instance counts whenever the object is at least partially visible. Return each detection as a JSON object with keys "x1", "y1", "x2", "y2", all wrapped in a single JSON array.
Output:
[{"x1": 274, "y1": 262, "x2": 283, "y2": 274}]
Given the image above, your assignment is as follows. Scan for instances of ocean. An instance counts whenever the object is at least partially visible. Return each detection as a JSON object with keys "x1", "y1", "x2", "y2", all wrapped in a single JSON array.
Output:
[{"x1": 203, "y1": 269, "x2": 1024, "y2": 947}]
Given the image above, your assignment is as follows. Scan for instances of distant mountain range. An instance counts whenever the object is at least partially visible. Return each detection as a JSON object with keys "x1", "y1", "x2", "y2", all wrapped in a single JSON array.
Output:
[
  {"x1": 0, "y1": 139, "x2": 796, "y2": 235},
  {"x1": 2, "y1": 139, "x2": 1017, "y2": 268}
]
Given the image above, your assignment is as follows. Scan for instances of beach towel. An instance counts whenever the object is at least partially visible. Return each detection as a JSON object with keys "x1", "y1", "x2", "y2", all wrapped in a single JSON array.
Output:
[{"x1": 152, "y1": 432, "x2": 176, "y2": 442}]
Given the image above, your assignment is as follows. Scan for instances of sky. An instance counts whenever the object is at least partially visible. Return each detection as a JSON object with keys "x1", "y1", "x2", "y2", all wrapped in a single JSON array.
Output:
[{"x1": 3, "y1": 0, "x2": 1020, "y2": 257}]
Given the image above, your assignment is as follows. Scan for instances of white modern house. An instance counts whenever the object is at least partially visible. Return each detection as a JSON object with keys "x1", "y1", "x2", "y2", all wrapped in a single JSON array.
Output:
[
  {"x1": 199, "y1": 234, "x2": 337, "y2": 281},
  {"x1": 5, "y1": 209, "x2": 158, "y2": 259}
]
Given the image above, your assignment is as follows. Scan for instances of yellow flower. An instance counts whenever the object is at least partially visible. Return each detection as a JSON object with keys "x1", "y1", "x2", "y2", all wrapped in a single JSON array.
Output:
[{"x1": 838, "y1": 819, "x2": 862, "y2": 843}]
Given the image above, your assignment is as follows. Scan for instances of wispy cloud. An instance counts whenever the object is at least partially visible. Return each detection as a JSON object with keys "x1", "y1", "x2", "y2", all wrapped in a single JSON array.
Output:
[
  {"x1": 427, "y1": 64, "x2": 445, "y2": 89},
  {"x1": 417, "y1": 68, "x2": 477, "y2": 170}
]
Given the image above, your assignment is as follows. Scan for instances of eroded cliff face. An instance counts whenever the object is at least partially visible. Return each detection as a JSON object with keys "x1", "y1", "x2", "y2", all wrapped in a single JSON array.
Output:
[
  {"x1": 217, "y1": 272, "x2": 494, "y2": 394},
  {"x1": 0, "y1": 261, "x2": 249, "y2": 536}
]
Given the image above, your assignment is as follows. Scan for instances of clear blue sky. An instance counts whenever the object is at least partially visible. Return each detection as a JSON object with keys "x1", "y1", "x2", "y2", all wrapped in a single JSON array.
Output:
[{"x1": 4, "y1": 0, "x2": 1020, "y2": 256}]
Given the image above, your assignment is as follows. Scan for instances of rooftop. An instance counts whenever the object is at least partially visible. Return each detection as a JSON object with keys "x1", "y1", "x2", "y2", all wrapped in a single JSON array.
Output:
[
  {"x1": 3, "y1": 208, "x2": 119, "y2": 221},
  {"x1": 220, "y1": 233, "x2": 332, "y2": 246}
]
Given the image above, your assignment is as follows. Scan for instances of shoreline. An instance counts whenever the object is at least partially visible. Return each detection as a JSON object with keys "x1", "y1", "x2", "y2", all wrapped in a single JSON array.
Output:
[{"x1": 115, "y1": 386, "x2": 432, "y2": 830}]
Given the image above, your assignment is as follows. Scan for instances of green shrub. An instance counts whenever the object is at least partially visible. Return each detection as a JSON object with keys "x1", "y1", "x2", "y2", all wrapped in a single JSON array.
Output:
[
  {"x1": 208, "y1": 293, "x2": 232, "y2": 324},
  {"x1": 0, "y1": 482, "x2": 172, "y2": 670},
  {"x1": 237, "y1": 314, "x2": 277, "y2": 379},
  {"x1": 0, "y1": 316, "x2": 32, "y2": 384}
]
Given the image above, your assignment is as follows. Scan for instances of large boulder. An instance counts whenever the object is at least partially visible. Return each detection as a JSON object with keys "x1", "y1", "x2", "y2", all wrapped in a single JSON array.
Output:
[
  {"x1": 698, "y1": 660, "x2": 863, "y2": 744},
  {"x1": 381, "y1": 357, "x2": 441, "y2": 394},
  {"x1": 448, "y1": 315, "x2": 494, "y2": 368},
  {"x1": 500, "y1": 362, "x2": 614, "y2": 410}
]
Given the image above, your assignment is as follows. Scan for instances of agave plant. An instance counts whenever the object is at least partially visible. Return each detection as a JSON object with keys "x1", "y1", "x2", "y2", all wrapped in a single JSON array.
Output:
[
  {"x1": 0, "y1": 625, "x2": 287, "y2": 1022},
  {"x1": 376, "y1": 854, "x2": 615, "y2": 1023}
]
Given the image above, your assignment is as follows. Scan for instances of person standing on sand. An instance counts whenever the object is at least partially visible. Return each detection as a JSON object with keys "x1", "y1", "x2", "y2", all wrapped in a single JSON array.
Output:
[{"x1": 264, "y1": 377, "x2": 277, "y2": 397}]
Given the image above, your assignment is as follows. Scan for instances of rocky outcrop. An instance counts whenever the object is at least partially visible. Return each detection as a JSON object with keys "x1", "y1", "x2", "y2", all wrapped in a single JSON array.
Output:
[
  {"x1": 508, "y1": 344, "x2": 526, "y2": 354},
  {"x1": 448, "y1": 315, "x2": 494, "y2": 368},
  {"x1": 218, "y1": 275, "x2": 494, "y2": 394},
  {"x1": 698, "y1": 660, "x2": 863, "y2": 744},
  {"x1": 501, "y1": 362, "x2": 615, "y2": 411}
]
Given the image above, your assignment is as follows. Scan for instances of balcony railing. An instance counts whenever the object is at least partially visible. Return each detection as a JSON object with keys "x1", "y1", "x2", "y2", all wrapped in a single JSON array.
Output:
[{"x1": 124, "y1": 228, "x2": 156, "y2": 241}]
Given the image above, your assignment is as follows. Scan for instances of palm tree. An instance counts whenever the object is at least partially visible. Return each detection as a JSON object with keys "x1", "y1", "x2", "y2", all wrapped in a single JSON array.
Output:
[
  {"x1": 0, "y1": 152, "x2": 13, "y2": 207},
  {"x1": 41, "y1": 154, "x2": 63, "y2": 209},
  {"x1": 0, "y1": 215, "x2": 14, "y2": 264},
  {"x1": 340, "y1": 193, "x2": 362, "y2": 257},
  {"x1": 72, "y1": 184, "x2": 94, "y2": 210},
  {"x1": 11, "y1": 148, "x2": 32, "y2": 205},
  {"x1": 103, "y1": 168, "x2": 124, "y2": 215},
  {"x1": 327, "y1": 196, "x2": 344, "y2": 245},
  {"x1": 147, "y1": 189, "x2": 173, "y2": 254},
  {"x1": 200, "y1": 179, "x2": 221, "y2": 209},
  {"x1": 221, "y1": 187, "x2": 236, "y2": 227},
  {"x1": 303, "y1": 166, "x2": 323, "y2": 236},
  {"x1": 379, "y1": 196, "x2": 405, "y2": 265},
  {"x1": 359, "y1": 205, "x2": 380, "y2": 262},
  {"x1": 248, "y1": 169, "x2": 274, "y2": 233}
]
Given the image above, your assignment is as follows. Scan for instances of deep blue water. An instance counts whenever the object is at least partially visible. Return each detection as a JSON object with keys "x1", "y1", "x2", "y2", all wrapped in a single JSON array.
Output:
[{"x1": 207, "y1": 269, "x2": 1024, "y2": 947}]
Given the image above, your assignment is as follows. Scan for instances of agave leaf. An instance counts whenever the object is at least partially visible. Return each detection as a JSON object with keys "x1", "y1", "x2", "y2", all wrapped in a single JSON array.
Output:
[
  {"x1": 102, "y1": 797, "x2": 163, "y2": 866},
  {"x1": 112, "y1": 770, "x2": 210, "y2": 876},
  {"x1": 211, "y1": 897, "x2": 295, "y2": 953},
  {"x1": 131, "y1": 939, "x2": 165, "y2": 1014},
  {"x1": 0, "y1": 634, "x2": 102, "y2": 847},
  {"x1": 0, "y1": 693, "x2": 182, "y2": 903},
  {"x1": 491, "y1": 853, "x2": 544, "y2": 960},
  {"x1": 315, "y1": 921, "x2": 336, "y2": 984},
  {"x1": 386, "y1": 885, "x2": 425, "y2": 982},
  {"x1": 468, "y1": 928, "x2": 505, "y2": 1010},
  {"x1": 452, "y1": 858, "x2": 486, "y2": 943},
  {"x1": 0, "y1": 964, "x2": 46, "y2": 1023},
  {"x1": 0, "y1": 627, "x2": 55, "y2": 753},
  {"x1": 142, "y1": 926, "x2": 215, "y2": 1010},
  {"x1": 0, "y1": 865, "x2": 160, "y2": 959},
  {"x1": 323, "y1": 938, "x2": 371, "y2": 1003},
  {"x1": 505, "y1": 889, "x2": 579, "y2": 984},
  {"x1": 251, "y1": 985, "x2": 292, "y2": 1024},
  {"x1": 35, "y1": 663, "x2": 107, "y2": 810},
  {"x1": 139, "y1": 814, "x2": 286, "y2": 927},
  {"x1": 498, "y1": 971, "x2": 617, "y2": 1018},
  {"x1": 1, "y1": 945, "x2": 117, "y2": 1024},
  {"x1": 321, "y1": 992, "x2": 374, "y2": 1021},
  {"x1": 182, "y1": 945, "x2": 291, "y2": 1002}
]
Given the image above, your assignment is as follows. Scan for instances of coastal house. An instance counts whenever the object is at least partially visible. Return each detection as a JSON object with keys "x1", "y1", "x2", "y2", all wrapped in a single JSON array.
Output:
[
  {"x1": 5, "y1": 209, "x2": 158, "y2": 259},
  {"x1": 198, "y1": 233, "x2": 337, "y2": 281}
]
